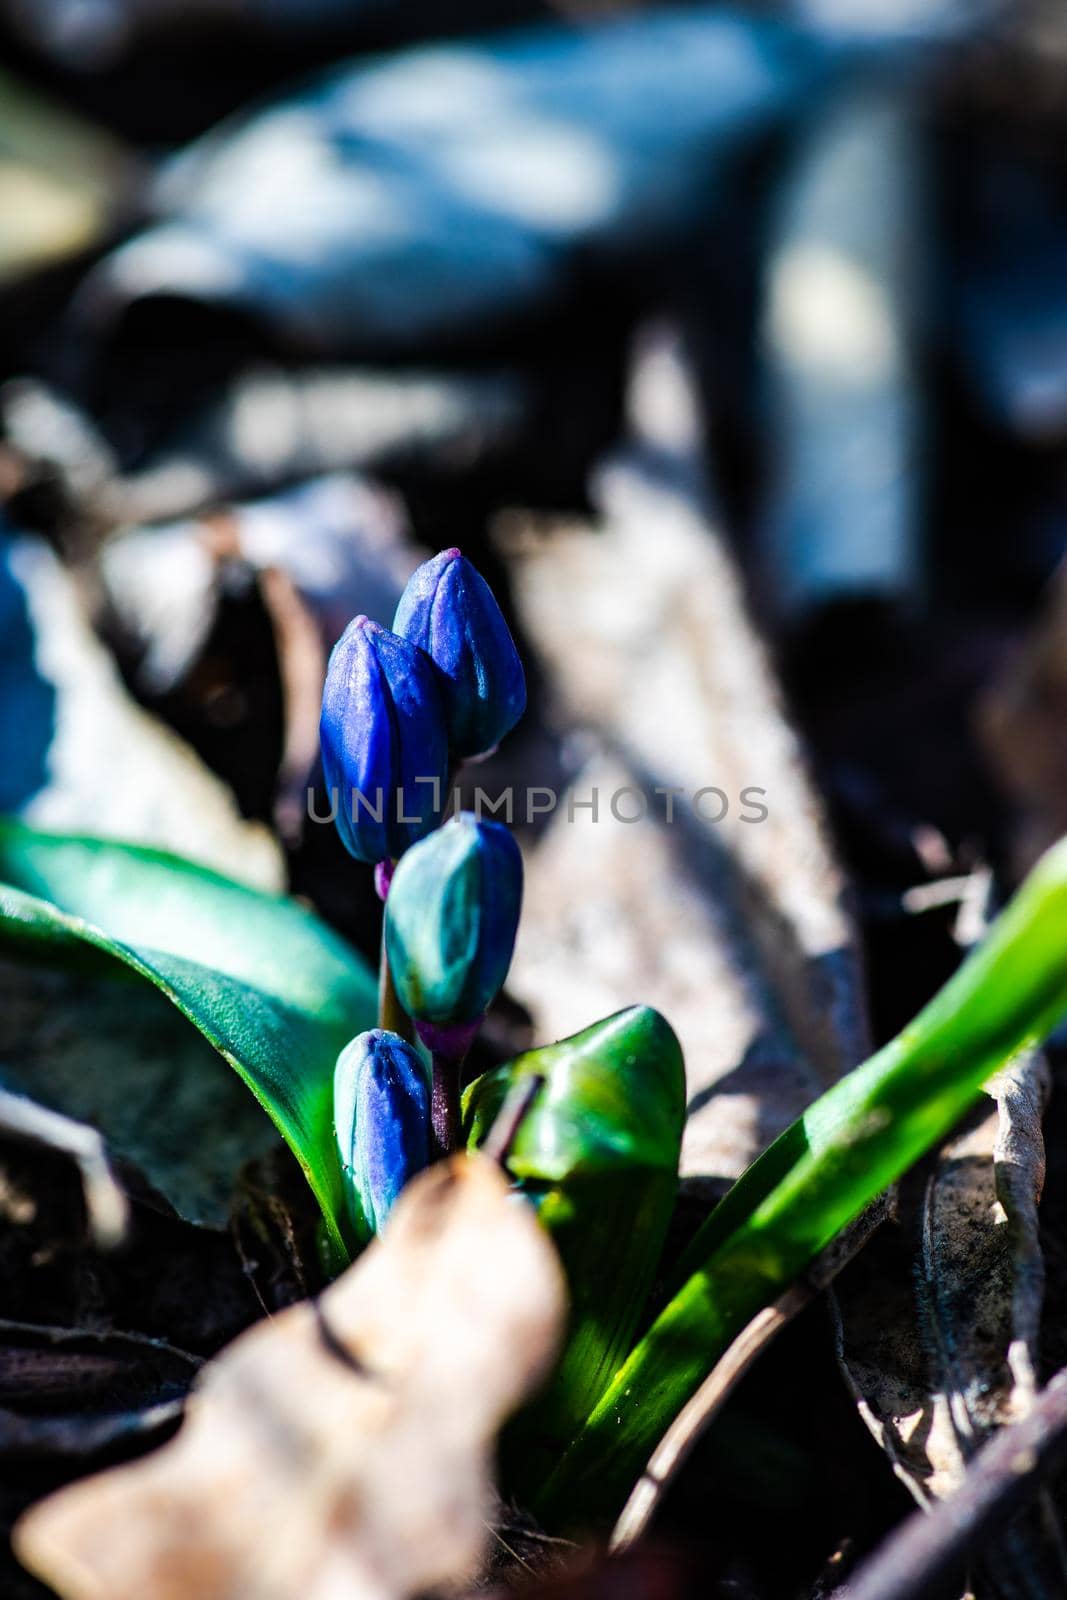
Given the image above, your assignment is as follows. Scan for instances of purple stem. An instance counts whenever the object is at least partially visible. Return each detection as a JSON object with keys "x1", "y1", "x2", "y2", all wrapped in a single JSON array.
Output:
[{"x1": 418, "y1": 1019, "x2": 482, "y2": 1158}]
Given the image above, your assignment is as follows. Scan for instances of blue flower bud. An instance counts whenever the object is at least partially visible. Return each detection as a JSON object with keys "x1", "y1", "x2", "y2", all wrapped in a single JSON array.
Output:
[
  {"x1": 320, "y1": 615, "x2": 449, "y2": 863},
  {"x1": 333, "y1": 1029, "x2": 431, "y2": 1237},
  {"x1": 385, "y1": 812, "x2": 523, "y2": 1030},
  {"x1": 392, "y1": 549, "x2": 526, "y2": 759}
]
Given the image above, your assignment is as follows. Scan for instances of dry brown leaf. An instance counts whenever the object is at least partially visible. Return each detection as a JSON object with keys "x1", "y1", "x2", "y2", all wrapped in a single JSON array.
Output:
[
  {"x1": 835, "y1": 1053, "x2": 1064, "y2": 1596},
  {"x1": 0, "y1": 1085, "x2": 127, "y2": 1250},
  {"x1": 7, "y1": 534, "x2": 281, "y2": 888},
  {"x1": 501, "y1": 327, "x2": 869, "y2": 1189},
  {"x1": 14, "y1": 1155, "x2": 565, "y2": 1600},
  {"x1": 499, "y1": 330, "x2": 1055, "y2": 1575},
  {"x1": 485, "y1": 328, "x2": 878, "y2": 1535}
]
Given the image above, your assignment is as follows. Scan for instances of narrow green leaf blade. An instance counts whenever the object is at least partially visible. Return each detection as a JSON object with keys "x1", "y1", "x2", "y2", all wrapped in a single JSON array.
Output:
[
  {"x1": 464, "y1": 1006, "x2": 685, "y2": 1496},
  {"x1": 0, "y1": 819, "x2": 377, "y2": 1255},
  {"x1": 538, "y1": 837, "x2": 1067, "y2": 1531}
]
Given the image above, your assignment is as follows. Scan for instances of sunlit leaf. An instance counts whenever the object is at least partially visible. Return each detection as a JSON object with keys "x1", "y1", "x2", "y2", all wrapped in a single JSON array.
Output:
[
  {"x1": 0, "y1": 820, "x2": 377, "y2": 1256},
  {"x1": 537, "y1": 837, "x2": 1067, "y2": 1531},
  {"x1": 464, "y1": 1005, "x2": 685, "y2": 1497}
]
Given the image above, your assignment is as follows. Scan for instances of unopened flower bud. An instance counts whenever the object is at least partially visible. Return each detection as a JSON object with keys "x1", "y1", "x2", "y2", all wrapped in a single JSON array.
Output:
[
  {"x1": 333, "y1": 1029, "x2": 431, "y2": 1237},
  {"x1": 393, "y1": 549, "x2": 526, "y2": 759},
  {"x1": 319, "y1": 615, "x2": 448, "y2": 863},
  {"x1": 385, "y1": 812, "x2": 523, "y2": 1033}
]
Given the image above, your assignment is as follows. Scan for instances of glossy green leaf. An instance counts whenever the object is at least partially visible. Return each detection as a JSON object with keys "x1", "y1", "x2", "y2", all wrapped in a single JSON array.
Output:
[
  {"x1": 464, "y1": 1006, "x2": 685, "y2": 1497},
  {"x1": 0, "y1": 819, "x2": 377, "y2": 1256},
  {"x1": 536, "y1": 836, "x2": 1067, "y2": 1532}
]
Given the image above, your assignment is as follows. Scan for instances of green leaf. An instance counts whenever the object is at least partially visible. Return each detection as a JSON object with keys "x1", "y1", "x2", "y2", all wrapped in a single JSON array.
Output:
[
  {"x1": 535, "y1": 836, "x2": 1067, "y2": 1532},
  {"x1": 464, "y1": 1006, "x2": 685, "y2": 1498},
  {"x1": 0, "y1": 956, "x2": 285, "y2": 1228},
  {"x1": 0, "y1": 819, "x2": 377, "y2": 1256}
]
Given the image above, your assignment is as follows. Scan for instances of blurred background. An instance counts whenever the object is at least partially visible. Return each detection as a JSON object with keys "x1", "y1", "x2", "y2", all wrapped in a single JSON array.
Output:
[
  {"x1": 6, "y1": 2, "x2": 1067, "y2": 1595},
  {"x1": 5, "y1": 0, "x2": 1067, "y2": 1007}
]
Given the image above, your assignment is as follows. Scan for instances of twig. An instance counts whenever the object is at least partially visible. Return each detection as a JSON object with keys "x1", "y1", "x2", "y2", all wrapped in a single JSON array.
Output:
[
  {"x1": 610, "y1": 1283, "x2": 813, "y2": 1550},
  {"x1": 612, "y1": 1198, "x2": 888, "y2": 1549},
  {"x1": 839, "y1": 1370, "x2": 1067, "y2": 1600},
  {"x1": 483, "y1": 1076, "x2": 545, "y2": 1168},
  {"x1": 0, "y1": 1317, "x2": 203, "y2": 1368},
  {"x1": 900, "y1": 864, "x2": 993, "y2": 949}
]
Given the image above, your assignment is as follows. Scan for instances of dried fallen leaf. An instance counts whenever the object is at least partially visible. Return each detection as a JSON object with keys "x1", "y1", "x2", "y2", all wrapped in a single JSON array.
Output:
[
  {"x1": 490, "y1": 326, "x2": 875, "y2": 1522},
  {"x1": 499, "y1": 327, "x2": 1056, "y2": 1566},
  {"x1": 0, "y1": 1085, "x2": 127, "y2": 1250},
  {"x1": 106, "y1": 368, "x2": 533, "y2": 527},
  {"x1": 835, "y1": 1052, "x2": 1066, "y2": 1596},
  {"x1": 14, "y1": 1154, "x2": 565, "y2": 1600},
  {"x1": 503, "y1": 327, "x2": 869, "y2": 1190},
  {"x1": 844, "y1": 1365, "x2": 1067, "y2": 1600},
  {"x1": 838, "y1": 1064, "x2": 1046, "y2": 1501},
  {"x1": 1, "y1": 532, "x2": 281, "y2": 888},
  {"x1": 100, "y1": 475, "x2": 416, "y2": 698}
]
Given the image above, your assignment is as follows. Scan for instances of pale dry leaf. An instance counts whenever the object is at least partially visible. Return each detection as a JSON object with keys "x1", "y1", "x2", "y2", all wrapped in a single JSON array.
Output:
[
  {"x1": 5, "y1": 534, "x2": 281, "y2": 889},
  {"x1": 499, "y1": 326, "x2": 1057, "y2": 1569},
  {"x1": 100, "y1": 474, "x2": 418, "y2": 698},
  {"x1": 486, "y1": 329, "x2": 875, "y2": 1527},
  {"x1": 14, "y1": 1155, "x2": 565, "y2": 1600},
  {"x1": 501, "y1": 327, "x2": 869, "y2": 1187},
  {"x1": 0, "y1": 80, "x2": 138, "y2": 284},
  {"x1": 835, "y1": 1053, "x2": 1064, "y2": 1596},
  {"x1": 923, "y1": 1059, "x2": 1048, "y2": 1481},
  {"x1": 98, "y1": 474, "x2": 423, "y2": 843},
  {"x1": 0, "y1": 1084, "x2": 127, "y2": 1249}
]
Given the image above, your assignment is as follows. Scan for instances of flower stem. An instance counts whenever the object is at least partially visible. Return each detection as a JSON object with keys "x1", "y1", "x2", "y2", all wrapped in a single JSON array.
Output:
[
  {"x1": 377, "y1": 931, "x2": 414, "y2": 1044},
  {"x1": 430, "y1": 1051, "x2": 464, "y2": 1157},
  {"x1": 416, "y1": 1019, "x2": 481, "y2": 1157},
  {"x1": 375, "y1": 857, "x2": 415, "y2": 1044}
]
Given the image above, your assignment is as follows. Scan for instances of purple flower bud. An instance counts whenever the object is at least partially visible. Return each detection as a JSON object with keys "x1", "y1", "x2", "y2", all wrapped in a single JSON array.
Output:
[
  {"x1": 320, "y1": 615, "x2": 448, "y2": 863},
  {"x1": 334, "y1": 1029, "x2": 431, "y2": 1238},
  {"x1": 393, "y1": 549, "x2": 526, "y2": 759}
]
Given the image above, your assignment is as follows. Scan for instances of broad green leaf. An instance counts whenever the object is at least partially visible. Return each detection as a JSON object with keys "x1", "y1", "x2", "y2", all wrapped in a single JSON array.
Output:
[
  {"x1": 0, "y1": 819, "x2": 377, "y2": 1256},
  {"x1": 0, "y1": 956, "x2": 283, "y2": 1228},
  {"x1": 464, "y1": 1006, "x2": 685, "y2": 1498},
  {"x1": 536, "y1": 836, "x2": 1067, "y2": 1533}
]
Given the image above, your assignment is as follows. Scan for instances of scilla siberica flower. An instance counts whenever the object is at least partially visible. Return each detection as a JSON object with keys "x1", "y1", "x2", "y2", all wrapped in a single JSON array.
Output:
[
  {"x1": 320, "y1": 616, "x2": 448, "y2": 863},
  {"x1": 393, "y1": 549, "x2": 526, "y2": 759},
  {"x1": 334, "y1": 1029, "x2": 430, "y2": 1237},
  {"x1": 385, "y1": 812, "x2": 523, "y2": 1033}
]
